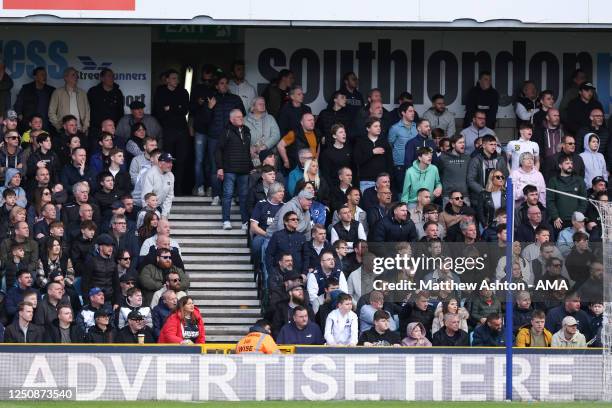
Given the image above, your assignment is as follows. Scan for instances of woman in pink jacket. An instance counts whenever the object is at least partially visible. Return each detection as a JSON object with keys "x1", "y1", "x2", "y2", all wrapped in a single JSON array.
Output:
[{"x1": 511, "y1": 152, "x2": 546, "y2": 206}]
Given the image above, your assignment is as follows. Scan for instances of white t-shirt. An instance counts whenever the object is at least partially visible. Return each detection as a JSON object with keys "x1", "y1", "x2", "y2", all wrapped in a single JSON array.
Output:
[{"x1": 506, "y1": 138, "x2": 539, "y2": 171}]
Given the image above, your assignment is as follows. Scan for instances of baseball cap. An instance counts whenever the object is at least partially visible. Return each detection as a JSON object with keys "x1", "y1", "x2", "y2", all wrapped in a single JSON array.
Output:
[
  {"x1": 286, "y1": 282, "x2": 304, "y2": 293},
  {"x1": 96, "y1": 233, "x2": 114, "y2": 246},
  {"x1": 259, "y1": 149, "x2": 274, "y2": 164},
  {"x1": 94, "y1": 309, "x2": 112, "y2": 319},
  {"x1": 159, "y1": 152, "x2": 175, "y2": 163},
  {"x1": 592, "y1": 176, "x2": 608, "y2": 186},
  {"x1": 298, "y1": 190, "x2": 314, "y2": 200},
  {"x1": 283, "y1": 270, "x2": 301, "y2": 282},
  {"x1": 119, "y1": 274, "x2": 137, "y2": 283},
  {"x1": 129, "y1": 101, "x2": 146, "y2": 110},
  {"x1": 579, "y1": 82, "x2": 596, "y2": 91},
  {"x1": 128, "y1": 310, "x2": 144, "y2": 320},
  {"x1": 6, "y1": 110, "x2": 18, "y2": 120},
  {"x1": 572, "y1": 211, "x2": 586, "y2": 222},
  {"x1": 111, "y1": 200, "x2": 125, "y2": 210},
  {"x1": 562, "y1": 316, "x2": 578, "y2": 326},
  {"x1": 88, "y1": 287, "x2": 103, "y2": 297}
]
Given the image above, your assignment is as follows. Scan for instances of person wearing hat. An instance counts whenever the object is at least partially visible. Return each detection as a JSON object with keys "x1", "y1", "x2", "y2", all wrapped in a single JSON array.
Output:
[
  {"x1": 551, "y1": 315, "x2": 587, "y2": 347},
  {"x1": 556, "y1": 211, "x2": 589, "y2": 257},
  {"x1": 75, "y1": 287, "x2": 113, "y2": 334},
  {"x1": 82, "y1": 234, "x2": 120, "y2": 308},
  {"x1": 0, "y1": 129, "x2": 24, "y2": 185},
  {"x1": 0, "y1": 168, "x2": 27, "y2": 208},
  {"x1": 116, "y1": 100, "x2": 163, "y2": 145},
  {"x1": 140, "y1": 152, "x2": 174, "y2": 217},
  {"x1": 235, "y1": 319, "x2": 279, "y2": 354},
  {"x1": 1, "y1": 109, "x2": 18, "y2": 140},
  {"x1": 114, "y1": 309, "x2": 155, "y2": 343},
  {"x1": 270, "y1": 280, "x2": 315, "y2": 338},
  {"x1": 83, "y1": 308, "x2": 116, "y2": 343},
  {"x1": 565, "y1": 82, "x2": 604, "y2": 134}
]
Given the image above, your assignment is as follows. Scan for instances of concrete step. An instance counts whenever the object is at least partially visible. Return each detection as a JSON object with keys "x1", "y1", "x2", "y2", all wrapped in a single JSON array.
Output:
[
  {"x1": 170, "y1": 213, "x2": 241, "y2": 221},
  {"x1": 189, "y1": 272, "x2": 254, "y2": 281},
  {"x1": 195, "y1": 299, "x2": 260, "y2": 306},
  {"x1": 189, "y1": 290, "x2": 257, "y2": 299},
  {"x1": 206, "y1": 325, "x2": 252, "y2": 334},
  {"x1": 190, "y1": 281, "x2": 256, "y2": 289},
  {"x1": 173, "y1": 196, "x2": 214, "y2": 203},
  {"x1": 183, "y1": 255, "x2": 251, "y2": 263},
  {"x1": 172, "y1": 221, "x2": 244, "y2": 229},
  {"x1": 185, "y1": 264, "x2": 252, "y2": 271},
  {"x1": 171, "y1": 205, "x2": 239, "y2": 213},
  {"x1": 199, "y1": 308, "x2": 261, "y2": 317},
  {"x1": 205, "y1": 317, "x2": 259, "y2": 324},
  {"x1": 181, "y1": 247, "x2": 250, "y2": 255},
  {"x1": 175, "y1": 238, "x2": 248, "y2": 246},
  {"x1": 172, "y1": 229, "x2": 246, "y2": 236},
  {"x1": 206, "y1": 335, "x2": 243, "y2": 343}
]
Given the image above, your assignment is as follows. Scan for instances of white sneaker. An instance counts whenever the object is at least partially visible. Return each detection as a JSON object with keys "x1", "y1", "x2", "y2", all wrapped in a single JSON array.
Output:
[
  {"x1": 241, "y1": 222, "x2": 248, "y2": 231},
  {"x1": 223, "y1": 221, "x2": 232, "y2": 230},
  {"x1": 196, "y1": 186, "x2": 205, "y2": 197},
  {"x1": 205, "y1": 187, "x2": 212, "y2": 197},
  {"x1": 211, "y1": 196, "x2": 220, "y2": 206}
]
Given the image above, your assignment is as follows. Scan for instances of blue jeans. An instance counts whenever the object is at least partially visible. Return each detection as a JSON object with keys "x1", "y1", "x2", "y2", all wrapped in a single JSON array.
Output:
[
  {"x1": 195, "y1": 132, "x2": 221, "y2": 196},
  {"x1": 260, "y1": 237, "x2": 270, "y2": 289},
  {"x1": 222, "y1": 173, "x2": 249, "y2": 223}
]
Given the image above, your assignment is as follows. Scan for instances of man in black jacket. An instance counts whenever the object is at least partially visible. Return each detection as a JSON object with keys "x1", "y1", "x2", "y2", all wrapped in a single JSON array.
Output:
[
  {"x1": 45, "y1": 304, "x2": 84, "y2": 343},
  {"x1": 13, "y1": 67, "x2": 55, "y2": 131},
  {"x1": 431, "y1": 313, "x2": 470, "y2": 346},
  {"x1": 87, "y1": 68, "x2": 125, "y2": 131},
  {"x1": 82, "y1": 234, "x2": 120, "y2": 307},
  {"x1": 83, "y1": 308, "x2": 116, "y2": 343},
  {"x1": 315, "y1": 90, "x2": 352, "y2": 144},
  {"x1": 153, "y1": 69, "x2": 190, "y2": 195},
  {"x1": 4, "y1": 301, "x2": 45, "y2": 343},
  {"x1": 372, "y1": 202, "x2": 417, "y2": 242},
  {"x1": 216, "y1": 109, "x2": 253, "y2": 230},
  {"x1": 114, "y1": 310, "x2": 155, "y2": 343},
  {"x1": 463, "y1": 71, "x2": 499, "y2": 129}
]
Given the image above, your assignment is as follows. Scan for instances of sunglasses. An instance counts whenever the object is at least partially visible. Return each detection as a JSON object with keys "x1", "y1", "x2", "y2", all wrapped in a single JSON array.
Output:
[
  {"x1": 160, "y1": 255, "x2": 171, "y2": 260},
  {"x1": 565, "y1": 142, "x2": 575, "y2": 145},
  {"x1": 120, "y1": 257, "x2": 131, "y2": 261},
  {"x1": 452, "y1": 196, "x2": 464, "y2": 201},
  {"x1": 288, "y1": 218, "x2": 298, "y2": 221},
  {"x1": 171, "y1": 278, "x2": 181, "y2": 283},
  {"x1": 42, "y1": 191, "x2": 51, "y2": 196},
  {"x1": 494, "y1": 175, "x2": 505, "y2": 180},
  {"x1": 6, "y1": 136, "x2": 18, "y2": 140}
]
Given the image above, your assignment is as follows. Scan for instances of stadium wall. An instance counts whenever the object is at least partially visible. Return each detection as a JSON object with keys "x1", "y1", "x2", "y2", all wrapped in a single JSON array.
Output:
[{"x1": 0, "y1": 347, "x2": 601, "y2": 402}]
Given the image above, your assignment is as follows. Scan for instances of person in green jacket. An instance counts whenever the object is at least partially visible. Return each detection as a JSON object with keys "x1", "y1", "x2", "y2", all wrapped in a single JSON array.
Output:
[
  {"x1": 546, "y1": 155, "x2": 587, "y2": 232},
  {"x1": 401, "y1": 147, "x2": 442, "y2": 204}
]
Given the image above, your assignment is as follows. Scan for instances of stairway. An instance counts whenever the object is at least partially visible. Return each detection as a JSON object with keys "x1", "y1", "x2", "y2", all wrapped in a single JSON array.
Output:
[{"x1": 169, "y1": 196, "x2": 260, "y2": 342}]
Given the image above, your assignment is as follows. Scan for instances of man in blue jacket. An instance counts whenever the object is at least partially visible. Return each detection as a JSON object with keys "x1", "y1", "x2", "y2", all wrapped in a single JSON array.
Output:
[
  {"x1": 276, "y1": 305, "x2": 324, "y2": 345},
  {"x1": 472, "y1": 313, "x2": 505, "y2": 346},
  {"x1": 403, "y1": 119, "x2": 438, "y2": 169}
]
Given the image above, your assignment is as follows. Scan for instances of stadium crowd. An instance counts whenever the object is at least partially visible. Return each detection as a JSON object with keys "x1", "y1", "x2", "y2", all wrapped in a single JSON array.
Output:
[{"x1": 0, "y1": 60, "x2": 606, "y2": 349}]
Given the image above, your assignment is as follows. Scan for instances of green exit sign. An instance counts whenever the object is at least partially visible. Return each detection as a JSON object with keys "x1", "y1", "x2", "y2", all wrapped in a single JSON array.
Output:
[{"x1": 159, "y1": 25, "x2": 237, "y2": 41}]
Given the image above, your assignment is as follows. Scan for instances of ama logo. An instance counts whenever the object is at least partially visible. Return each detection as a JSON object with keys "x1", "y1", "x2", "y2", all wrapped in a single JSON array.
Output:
[{"x1": 3, "y1": 0, "x2": 135, "y2": 10}]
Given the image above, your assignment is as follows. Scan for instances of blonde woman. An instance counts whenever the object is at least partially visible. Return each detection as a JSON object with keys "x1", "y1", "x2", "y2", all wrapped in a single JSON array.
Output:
[{"x1": 476, "y1": 169, "x2": 506, "y2": 229}]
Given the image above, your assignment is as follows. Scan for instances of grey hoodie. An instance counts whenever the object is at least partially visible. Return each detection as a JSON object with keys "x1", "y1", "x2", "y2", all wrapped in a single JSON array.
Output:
[
  {"x1": 401, "y1": 321, "x2": 432, "y2": 346},
  {"x1": 0, "y1": 168, "x2": 27, "y2": 207},
  {"x1": 422, "y1": 107, "x2": 456, "y2": 137},
  {"x1": 266, "y1": 196, "x2": 311, "y2": 240}
]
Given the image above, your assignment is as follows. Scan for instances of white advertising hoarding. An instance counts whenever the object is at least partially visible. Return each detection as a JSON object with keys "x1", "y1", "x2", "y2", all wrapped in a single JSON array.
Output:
[
  {"x1": 1, "y1": 0, "x2": 612, "y2": 25},
  {"x1": 0, "y1": 26, "x2": 151, "y2": 113},
  {"x1": 244, "y1": 28, "x2": 612, "y2": 117}
]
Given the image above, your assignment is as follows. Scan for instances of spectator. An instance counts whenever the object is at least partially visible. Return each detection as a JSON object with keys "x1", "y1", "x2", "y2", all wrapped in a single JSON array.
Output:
[
  {"x1": 152, "y1": 289, "x2": 177, "y2": 340},
  {"x1": 472, "y1": 313, "x2": 505, "y2": 346},
  {"x1": 515, "y1": 208, "x2": 553, "y2": 244},
  {"x1": 359, "y1": 290, "x2": 397, "y2": 333},
  {"x1": 432, "y1": 297, "x2": 469, "y2": 335},
  {"x1": 533, "y1": 107, "x2": 564, "y2": 161},
  {"x1": 580, "y1": 133, "x2": 607, "y2": 187},
  {"x1": 228, "y1": 60, "x2": 257, "y2": 112},
  {"x1": 319, "y1": 127, "x2": 353, "y2": 193},
  {"x1": 545, "y1": 291, "x2": 592, "y2": 339},
  {"x1": 353, "y1": 118, "x2": 393, "y2": 192},
  {"x1": 87, "y1": 68, "x2": 124, "y2": 131},
  {"x1": 245, "y1": 98, "x2": 280, "y2": 168},
  {"x1": 432, "y1": 313, "x2": 470, "y2": 346},
  {"x1": 307, "y1": 250, "x2": 348, "y2": 313},
  {"x1": 82, "y1": 234, "x2": 120, "y2": 307},
  {"x1": 266, "y1": 211, "x2": 306, "y2": 280},
  {"x1": 140, "y1": 152, "x2": 174, "y2": 218},
  {"x1": 578, "y1": 262, "x2": 604, "y2": 303},
  {"x1": 44, "y1": 304, "x2": 83, "y2": 343},
  {"x1": 115, "y1": 310, "x2": 155, "y2": 344},
  {"x1": 365, "y1": 186, "x2": 392, "y2": 238},
  {"x1": 423, "y1": 94, "x2": 456, "y2": 137},
  {"x1": 158, "y1": 296, "x2": 205, "y2": 344},
  {"x1": 361, "y1": 173, "x2": 391, "y2": 212},
  {"x1": 515, "y1": 309, "x2": 552, "y2": 347},
  {"x1": 0, "y1": 221, "x2": 38, "y2": 273},
  {"x1": 565, "y1": 232, "x2": 596, "y2": 288},
  {"x1": 36, "y1": 237, "x2": 74, "y2": 290},
  {"x1": 330, "y1": 204, "x2": 367, "y2": 259},
  {"x1": 358, "y1": 310, "x2": 401, "y2": 346},
  {"x1": 316, "y1": 91, "x2": 352, "y2": 148},
  {"x1": 402, "y1": 322, "x2": 432, "y2": 347},
  {"x1": 301, "y1": 224, "x2": 333, "y2": 274},
  {"x1": 467, "y1": 134, "x2": 508, "y2": 205},
  {"x1": 48, "y1": 67, "x2": 90, "y2": 133},
  {"x1": 507, "y1": 123, "x2": 540, "y2": 171},
  {"x1": 150, "y1": 271, "x2": 186, "y2": 309},
  {"x1": 401, "y1": 147, "x2": 442, "y2": 204},
  {"x1": 60, "y1": 147, "x2": 96, "y2": 192},
  {"x1": 461, "y1": 110, "x2": 496, "y2": 156},
  {"x1": 514, "y1": 80, "x2": 540, "y2": 125},
  {"x1": 399, "y1": 292, "x2": 435, "y2": 339},
  {"x1": 543, "y1": 135, "x2": 585, "y2": 180},
  {"x1": 140, "y1": 247, "x2": 189, "y2": 307},
  {"x1": 153, "y1": 69, "x2": 190, "y2": 195},
  {"x1": 277, "y1": 305, "x2": 324, "y2": 345},
  {"x1": 565, "y1": 82, "x2": 603, "y2": 134},
  {"x1": 476, "y1": 170, "x2": 506, "y2": 230},
  {"x1": 14, "y1": 67, "x2": 54, "y2": 130},
  {"x1": 263, "y1": 69, "x2": 294, "y2": 118},
  {"x1": 5, "y1": 271, "x2": 38, "y2": 320},
  {"x1": 271, "y1": 281, "x2": 315, "y2": 338},
  {"x1": 76, "y1": 287, "x2": 112, "y2": 334},
  {"x1": 216, "y1": 109, "x2": 253, "y2": 230},
  {"x1": 4, "y1": 301, "x2": 44, "y2": 343},
  {"x1": 372, "y1": 202, "x2": 418, "y2": 242},
  {"x1": 26, "y1": 132, "x2": 60, "y2": 188},
  {"x1": 0, "y1": 131, "x2": 24, "y2": 185},
  {"x1": 511, "y1": 152, "x2": 546, "y2": 207},
  {"x1": 117, "y1": 287, "x2": 152, "y2": 329},
  {"x1": 388, "y1": 102, "x2": 418, "y2": 190},
  {"x1": 551, "y1": 316, "x2": 587, "y2": 347},
  {"x1": 83, "y1": 309, "x2": 116, "y2": 343},
  {"x1": 266, "y1": 189, "x2": 313, "y2": 240},
  {"x1": 468, "y1": 284, "x2": 501, "y2": 326},
  {"x1": 129, "y1": 136, "x2": 157, "y2": 188},
  {"x1": 324, "y1": 293, "x2": 358, "y2": 346},
  {"x1": 463, "y1": 71, "x2": 499, "y2": 130},
  {"x1": 559, "y1": 69, "x2": 589, "y2": 121},
  {"x1": 277, "y1": 113, "x2": 319, "y2": 173},
  {"x1": 277, "y1": 86, "x2": 312, "y2": 136},
  {"x1": 403, "y1": 119, "x2": 438, "y2": 171},
  {"x1": 579, "y1": 108, "x2": 609, "y2": 155},
  {"x1": 515, "y1": 184, "x2": 549, "y2": 227},
  {"x1": 547, "y1": 157, "x2": 587, "y2": 234},
  {"x1": 336, "y1": 72, "x2": 363, "y2": 119},
  {"x1": 438, "y1": 135, "x2": 470, "y2": 206},
  {"x1": 116, "y1": 101, "x2": 162, "y2": 149}
]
